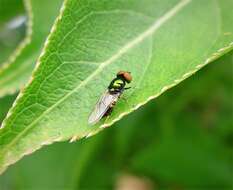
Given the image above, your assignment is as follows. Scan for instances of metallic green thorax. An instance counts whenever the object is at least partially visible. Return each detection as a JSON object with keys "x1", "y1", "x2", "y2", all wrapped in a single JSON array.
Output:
[
  {"x1": 113, "y1": 79, "x2": 124, "y2": 87},
  {"x1": 108, "y1": 77, "x2": 126, "y2": 94}
]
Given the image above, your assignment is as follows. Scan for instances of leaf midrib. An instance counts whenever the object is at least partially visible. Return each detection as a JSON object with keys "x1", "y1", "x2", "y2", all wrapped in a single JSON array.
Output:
[{"x1": 0, "y1": 0, "x2": 191, "y2": 162}]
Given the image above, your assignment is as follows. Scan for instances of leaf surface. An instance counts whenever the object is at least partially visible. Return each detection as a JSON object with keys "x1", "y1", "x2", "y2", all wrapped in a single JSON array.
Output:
[{"x1": 0, "y1": 0, "x2": 233, "y2": 174}]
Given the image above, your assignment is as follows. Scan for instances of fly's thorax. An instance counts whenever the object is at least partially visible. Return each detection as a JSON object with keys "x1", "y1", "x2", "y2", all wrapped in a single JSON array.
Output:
[
  {"x1": 108, "y1": 77, "x2": 125, "y2": 92},
  {"x1": 113, "y1": 78, "x2": 124, "y2": 88}
]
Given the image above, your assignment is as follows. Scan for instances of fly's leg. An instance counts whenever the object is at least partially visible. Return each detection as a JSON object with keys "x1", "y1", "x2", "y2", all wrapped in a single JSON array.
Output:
[{"x1": 103, "y1": 106, "x2": 114, "y2": 117}]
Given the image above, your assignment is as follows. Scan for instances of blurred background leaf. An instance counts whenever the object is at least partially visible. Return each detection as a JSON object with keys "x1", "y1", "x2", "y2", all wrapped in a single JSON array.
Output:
[
  {"x1": 0, "y1": 94, "x2": 17, "y2": 125},
  {"x1": 0, "y1": 51, "x2": 232, "y2": 189},
  {"x1": 0, "y1": 0, "x2": 63, "y2": 96},
  {"x1": 0, "y1": 0, "x2": 24, "y2": 24},
  {"x1": 0, "y1": 0, "x2": 26, "y2": 64}
]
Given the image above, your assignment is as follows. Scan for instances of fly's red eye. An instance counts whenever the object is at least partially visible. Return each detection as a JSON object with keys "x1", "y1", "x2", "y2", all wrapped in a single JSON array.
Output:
[
  {"x1": 117, "y1": 71, "x2": 132, "y2": 83},
  {"x1": 123, "y1": 72, "x2": 132, "y2": 83}
]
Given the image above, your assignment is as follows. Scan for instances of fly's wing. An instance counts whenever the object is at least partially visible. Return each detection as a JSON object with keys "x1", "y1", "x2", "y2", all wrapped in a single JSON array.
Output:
[{"x1": 88, "y1": 91, "x2": 120, "y2": 125}]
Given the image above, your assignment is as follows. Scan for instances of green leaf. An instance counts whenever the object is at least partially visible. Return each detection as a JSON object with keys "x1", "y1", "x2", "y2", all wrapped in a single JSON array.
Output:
[
  {"x1": 0, "y1": 0, "x2": 63, "y2": 96},
  {"x1": 0, "y1": 0, "x2": 233, "y2": 174}
]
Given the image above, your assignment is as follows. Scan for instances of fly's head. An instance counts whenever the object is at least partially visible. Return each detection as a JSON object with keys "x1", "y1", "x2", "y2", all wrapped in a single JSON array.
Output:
[{"x1": 117, "y1": 71, "x2": 132, "y2": 83}]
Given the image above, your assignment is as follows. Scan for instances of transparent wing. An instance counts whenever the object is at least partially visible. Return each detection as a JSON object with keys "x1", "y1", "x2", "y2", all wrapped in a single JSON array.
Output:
[{"x1": 88, "y1": 91, "x2": 120, "y2": 125}]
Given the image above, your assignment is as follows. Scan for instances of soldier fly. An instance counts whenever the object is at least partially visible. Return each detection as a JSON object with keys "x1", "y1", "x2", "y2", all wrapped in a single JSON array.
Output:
[{"x1": 88, "y1": 71, "x2": 132, "y2": 125}]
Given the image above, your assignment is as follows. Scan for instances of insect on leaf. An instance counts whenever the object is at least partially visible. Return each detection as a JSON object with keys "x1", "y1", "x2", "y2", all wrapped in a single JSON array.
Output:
[{"x1": 0, "y1": 0, "x2": 233, "y2": 174}]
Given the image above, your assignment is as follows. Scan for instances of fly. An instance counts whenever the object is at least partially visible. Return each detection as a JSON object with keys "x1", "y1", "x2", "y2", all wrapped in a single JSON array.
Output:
[{"x1": 88, "y1": 71, "x2": 132, "y2": 125}]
